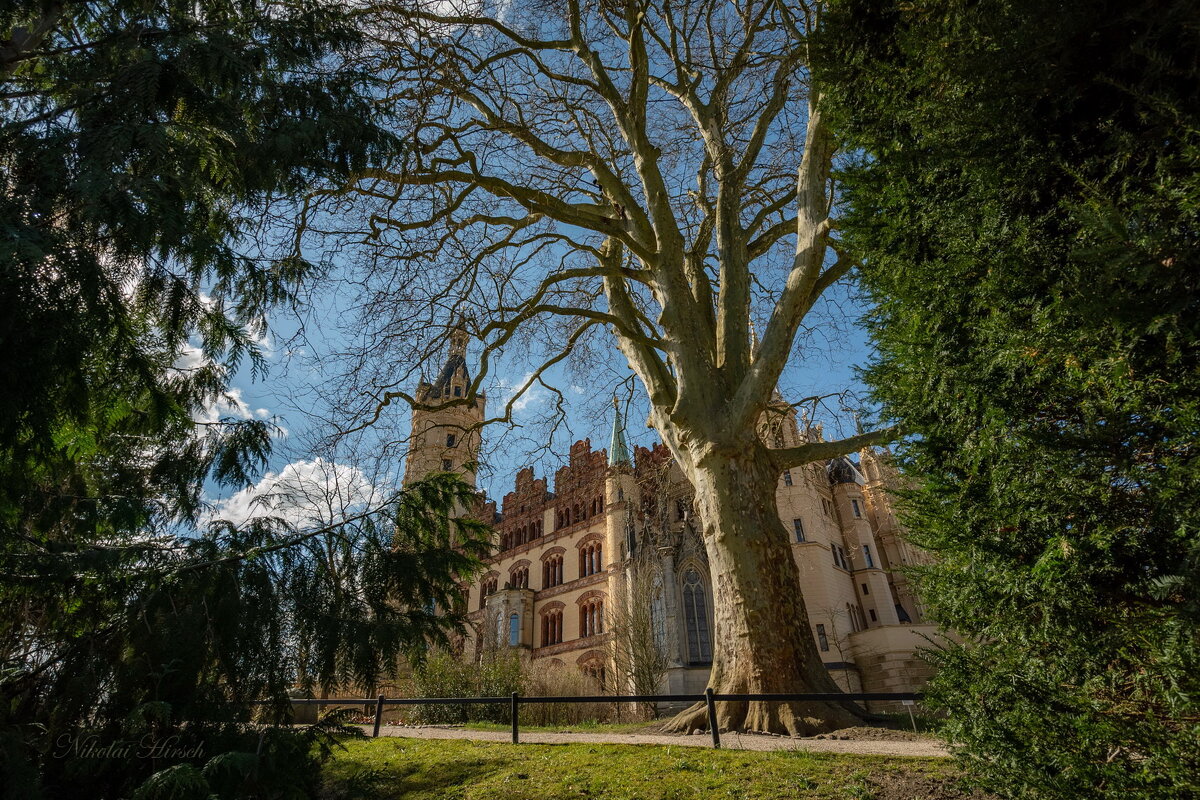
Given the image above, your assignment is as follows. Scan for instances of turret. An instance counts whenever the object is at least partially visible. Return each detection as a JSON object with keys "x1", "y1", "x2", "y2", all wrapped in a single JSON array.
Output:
[
  {"x1": 605, "y1": 395, "x2": 637, "y2": 570},
  {"x1": 402, "y1": 322, "x2": 486, "y2": 487}
]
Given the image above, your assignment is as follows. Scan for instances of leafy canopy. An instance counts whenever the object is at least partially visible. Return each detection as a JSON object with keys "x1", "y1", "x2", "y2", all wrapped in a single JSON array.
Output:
[
  {"x1": 818, "y1": 0, "x2": 1200, "y2": 797},
  {"x1": 1, "y1": 3, "x2": 487, "y2": 798}
]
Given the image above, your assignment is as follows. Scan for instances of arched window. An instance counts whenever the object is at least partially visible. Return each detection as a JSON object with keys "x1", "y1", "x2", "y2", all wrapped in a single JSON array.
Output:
[
  {"x1": 682, "y1": 568, "x2": 712, "y2": 664},
  {"x1": 577, "y1": 596, "x2": 605, "y2": 638},
  {"x1": 650, "y1": 575, "x2": 666, "y2": 650},
  {"x1": 508, "y1": 613, "x2": 520, "y2": 646},
  {"x1": 541, "y1": 608, "x2": 563, "y2": 646},
  {"x1": 542, "y1": 553, "x2": 564, "y2": 588}
]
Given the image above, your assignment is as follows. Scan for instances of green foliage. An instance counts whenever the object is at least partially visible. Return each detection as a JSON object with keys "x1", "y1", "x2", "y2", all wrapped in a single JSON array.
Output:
[
  {"x1": 0, "y1": 3, "x2": 476, "y2": 798},
  {"x1": 2, "y1": 470, "x2": 489, "y2": 799},
  {"x1": 410, "y1": 650, "x2": 524, "y2": 724},
  {"x1": 817, "y1": 1, "x2": 1200, "y2": 798}
]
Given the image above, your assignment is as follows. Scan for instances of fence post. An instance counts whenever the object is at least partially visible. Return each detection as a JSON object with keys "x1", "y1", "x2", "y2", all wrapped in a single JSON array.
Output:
[
  {"x1": 372, "y1": 695, "x2": 384, "y2": 738},
  {"x1": 511, "y1": 692, "x2": 520, "y2": 744},
  {"x1": 705, "y1": 688, "x2": 720, "y2": 749}
]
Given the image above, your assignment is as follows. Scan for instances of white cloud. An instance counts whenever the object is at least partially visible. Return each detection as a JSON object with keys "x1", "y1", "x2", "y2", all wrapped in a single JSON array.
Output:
[
  {"x1": 499, "y1": 370, "x2": 549, "y2": 414},
  {"x1": 203, "y1": 458, "x2": 383, "y2": 529},
  {"x1": 173, "y1": 341, "x2": 271, "y2": 424},
  {"x1": 195, "y1": 386, "x2": 254, "y2": 424}
]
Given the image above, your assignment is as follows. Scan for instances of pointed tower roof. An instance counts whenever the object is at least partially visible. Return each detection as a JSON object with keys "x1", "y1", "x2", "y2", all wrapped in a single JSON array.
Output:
[
  {"x1": 427, "y1": 319, "x2": 471, "y2": 397},
  {"x1": 608, "y1": 394, "x2": 630, "y2": 466}
]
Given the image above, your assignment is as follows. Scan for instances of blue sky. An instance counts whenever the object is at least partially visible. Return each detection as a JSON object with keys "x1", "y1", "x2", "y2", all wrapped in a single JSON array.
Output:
[{"x1": 205, "y1": 277, "x2": 876, "y2": 520}]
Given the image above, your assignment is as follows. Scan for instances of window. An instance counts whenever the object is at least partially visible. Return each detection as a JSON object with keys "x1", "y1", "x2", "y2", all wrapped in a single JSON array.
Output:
[
  {"x1": 541, "y1": 609, "x2": 563, "y2": 646},
  {"x1": 480, "y1": 577, "x2": 498, "y2": 608},
  {"x1": 508, "y1": 613, "x2": 520, "y2": 646},
  {"x1": 782, "y1": 470, "x2": 793, "y2": 487},
  {"x1": 650, "y1": 576, "x2": 666, "y2": 650},
  {"x1": 579, "y1": 597, "x2": 604, "y2": 637},
  {"x1": 861, "y1": 583, "x2": 870, "y2": 595},
  {"x1": 821, "y1": 498, "x2": 832, "y2": 516},
  {"x1": 682, "y1": 568, "x2": 712, "y2": 664},
  {"x1": 542, "y1": 554, "x2": 564, "y2": 588},
  {"x1": 453, "y1": 386, "x2": 462, "y2": 396},
  {"x1": 792, "y1": 518, "x2": 806, "y2": 543},
  {"x1": 868, "y1": 608, "x2": 877, "y2": 622},
  {"x1": 833, "y1": 545, "x2": 848, "y2": 570},
  {"x1": 442, "y1": 459, "x2": 452, "y2": 471},
  {"x1": 510, "y1": 566, "x2": 529, "y2": 589},
  {"x1": 816, "y1": 624, "x2": 829, "y2": 652},
  {"x1": 862, "y1": 545, "x2": 875, "y2": 568},
  {"x1": 580, "y1": 542, "x2": 603, "y2": 577},
  {"x1": 851, "y1": 498, "x2": 862, "y2": 517},
  {"x1": 446, "y1": 433, "x2": 456, "y2": 447}
]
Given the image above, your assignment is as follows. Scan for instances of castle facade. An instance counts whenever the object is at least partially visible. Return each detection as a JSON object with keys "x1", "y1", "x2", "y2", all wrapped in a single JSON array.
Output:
[{"x1": 405, "y1": 340, "x2": 938, "y2": 708}]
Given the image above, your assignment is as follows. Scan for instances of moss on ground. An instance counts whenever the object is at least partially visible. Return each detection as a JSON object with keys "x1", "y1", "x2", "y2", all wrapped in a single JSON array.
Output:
[{"x1": 321, "y1": 738, "x2": 988, "y2": 800}]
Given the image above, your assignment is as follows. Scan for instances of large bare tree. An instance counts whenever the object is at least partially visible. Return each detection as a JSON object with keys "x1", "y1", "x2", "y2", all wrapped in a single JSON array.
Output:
[{"x1": 302, "y1": 0, "x2": 894, "y2": 734}]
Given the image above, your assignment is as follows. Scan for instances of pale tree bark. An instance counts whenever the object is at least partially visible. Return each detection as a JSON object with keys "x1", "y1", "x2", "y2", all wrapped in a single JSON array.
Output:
[{"x1": 303, "y1": 0, "x2": 897, "y2": 733}]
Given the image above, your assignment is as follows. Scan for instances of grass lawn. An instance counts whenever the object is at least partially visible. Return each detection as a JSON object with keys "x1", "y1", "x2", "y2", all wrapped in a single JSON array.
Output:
[{"x1": 320, "y1": 738, "x2": 988, "y2": 800}]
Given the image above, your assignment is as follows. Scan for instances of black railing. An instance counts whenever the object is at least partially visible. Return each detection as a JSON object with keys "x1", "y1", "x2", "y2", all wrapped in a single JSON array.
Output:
[{"x1": 281, "y1": 690, "x2": 922, "y2": 749}]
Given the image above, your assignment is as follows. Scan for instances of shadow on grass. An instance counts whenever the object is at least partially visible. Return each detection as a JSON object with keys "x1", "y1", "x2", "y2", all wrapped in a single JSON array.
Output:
[{"x1": 323, "y1": 739, "x2": 512, "y2": 800}]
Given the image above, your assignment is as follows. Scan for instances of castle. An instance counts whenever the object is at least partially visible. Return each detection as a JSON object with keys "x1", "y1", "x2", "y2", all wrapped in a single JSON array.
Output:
[{"x1": 403, "y1": 334, "x2": 939, "y2": 707}]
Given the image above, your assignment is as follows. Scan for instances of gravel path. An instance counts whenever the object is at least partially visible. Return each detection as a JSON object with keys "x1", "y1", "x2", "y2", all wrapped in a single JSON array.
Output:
[{"x1": 361, "y1": 725, "x2": 950, "y2": 758}]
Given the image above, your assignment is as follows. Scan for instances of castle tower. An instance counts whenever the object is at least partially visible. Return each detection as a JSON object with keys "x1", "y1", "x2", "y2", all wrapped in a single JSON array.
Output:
[
  {"x1": 402, "y1": 323, "x2": 485, "y2": 487},
  {"x1": 604, "y1": 395, "x2": 637, "y2": 570},
  {"x1": 828, "y1": 456, "x2": 901, "y2": 628}
]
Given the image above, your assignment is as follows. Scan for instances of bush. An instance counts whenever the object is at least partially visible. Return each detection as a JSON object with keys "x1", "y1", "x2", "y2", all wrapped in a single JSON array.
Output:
[{"x1": 408, "y1": 651, "x2": 612, "y2": 726}]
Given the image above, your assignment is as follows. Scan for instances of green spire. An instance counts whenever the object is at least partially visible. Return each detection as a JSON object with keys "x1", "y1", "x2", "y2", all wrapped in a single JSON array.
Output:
[{"x1": 608, "y1": 394, "x2": 630, "y2": 466}]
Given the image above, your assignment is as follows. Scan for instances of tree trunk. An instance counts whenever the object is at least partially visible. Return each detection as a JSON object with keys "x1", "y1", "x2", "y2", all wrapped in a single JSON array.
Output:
[{"x1": 663, "y1": 436, "x2": 865, "y2": 736}]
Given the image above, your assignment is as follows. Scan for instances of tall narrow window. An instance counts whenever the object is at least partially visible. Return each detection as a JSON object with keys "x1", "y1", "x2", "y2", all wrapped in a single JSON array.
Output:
[
  {"x1": 863, "y1": 545, "x2": 875, "y2": 568},
  {"x1": 650, "y1": 576, "x2": 666, "y2": 650},
  {"x1": 782, "y1": 470, "x2": 793, "y2": 487},
  {"x1": 792, "y1": 518, "x2": 805, "y2": 542},
  {"x1": 816, "y1": 624, "x2": 829, "y2": 652},
  {"x1": 446, "y1": 433, "x2": 456, "y2": 447},
  {"x1": 454, "y1": 386, "x2": 462, "y2": 397},
  {"x1": 682, "y1": 568, "x2": 712, "y2": 664},
  {"x1": 508, "y1": 613, "x2": 520, "y2": 646},
  {"x1": 851, "y1": 498, "x2": 862, "y2": 517}
]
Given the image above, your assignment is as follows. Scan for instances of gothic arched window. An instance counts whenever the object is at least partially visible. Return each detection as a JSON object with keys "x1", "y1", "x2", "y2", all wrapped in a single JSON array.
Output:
[
  {"x1": 650, "y1": 575, "x2": 666, "y2": 651},
  {"x1": 682, "y1": 568, "x2": 712, "y2": 664},
  {"x1": 508, "y1": 613, "x2": 520, "y2": 646}
]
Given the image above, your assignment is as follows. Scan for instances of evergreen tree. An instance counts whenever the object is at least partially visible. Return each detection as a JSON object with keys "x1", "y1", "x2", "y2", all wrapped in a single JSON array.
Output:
[
  {"x1": 818, "y1": 1, "x2": 1199, "y2": 797},
  {"x1": 1, "y1": 4, "x2": 487, "y2": 797}
]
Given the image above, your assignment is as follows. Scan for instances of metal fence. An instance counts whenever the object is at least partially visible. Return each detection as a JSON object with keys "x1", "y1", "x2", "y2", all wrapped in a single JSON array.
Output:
[{"x1": 284, "y1": 690, "x2": 922, "y2": 749}]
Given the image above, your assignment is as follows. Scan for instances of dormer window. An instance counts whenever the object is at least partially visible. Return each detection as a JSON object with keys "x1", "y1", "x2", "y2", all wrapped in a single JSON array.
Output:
[{"x1": 454, "y1": 386, "x2": 462, "y2": 396}]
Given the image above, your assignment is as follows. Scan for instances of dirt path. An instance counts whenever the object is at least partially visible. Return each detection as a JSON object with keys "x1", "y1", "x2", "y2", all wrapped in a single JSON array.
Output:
[{"x1": 361, "y1": 725, "x2": 950, "y2": 758}]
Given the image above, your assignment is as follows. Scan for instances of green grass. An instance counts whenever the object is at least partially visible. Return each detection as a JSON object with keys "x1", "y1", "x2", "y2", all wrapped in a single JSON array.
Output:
[{"x1": 320, "y1": 738, "x2": 982, "y2": 800}]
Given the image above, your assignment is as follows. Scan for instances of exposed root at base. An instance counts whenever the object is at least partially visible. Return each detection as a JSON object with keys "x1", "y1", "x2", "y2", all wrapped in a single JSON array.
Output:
[{"x1": 661, "y1": 699, "x2": 865, "y2": 738}]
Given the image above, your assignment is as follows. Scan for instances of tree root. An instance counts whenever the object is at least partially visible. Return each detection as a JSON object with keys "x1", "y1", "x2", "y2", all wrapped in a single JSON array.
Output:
[{"x1": 662, "y1": 698, "x2": 865, "y2": 737}]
